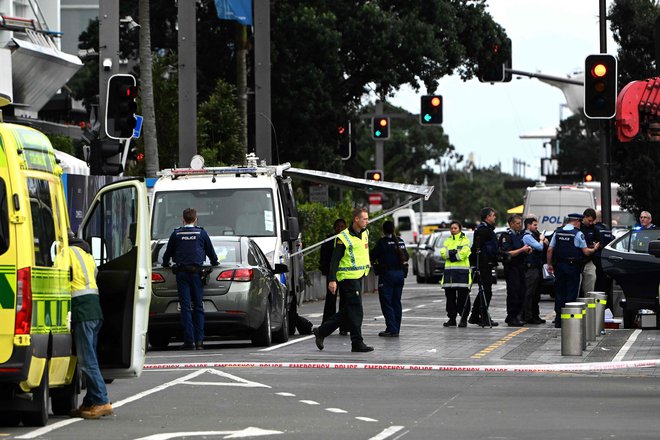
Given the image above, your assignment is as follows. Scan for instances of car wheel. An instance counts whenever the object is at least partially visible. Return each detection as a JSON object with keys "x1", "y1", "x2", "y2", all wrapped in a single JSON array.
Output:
[
  {"x1": 272, "y1": 302, "x2": 289, "y2": 344},
  {"x1": 22, "y1": 367, "x2": 48, "y2": 427},
  {"x1": 51, "y1": 364, "x2": 80, "y2": 416},
  {"x1": 252, "y1": 307, "x2": 272, "y2": 347},
  {"x1": 148, "y1": 332, "x2": 171, "y2": 350}
]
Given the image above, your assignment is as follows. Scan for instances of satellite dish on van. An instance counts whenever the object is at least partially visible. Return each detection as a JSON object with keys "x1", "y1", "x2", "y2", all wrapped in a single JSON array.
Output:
[{"x1": 190, "y1": 155, "x2": 205, "y2": 170}]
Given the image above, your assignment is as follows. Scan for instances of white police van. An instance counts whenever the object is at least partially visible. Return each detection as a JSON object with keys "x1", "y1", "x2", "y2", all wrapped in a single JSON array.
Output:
[{"x1": 523, "y1": 183, "x2": 596, "y2": 232}]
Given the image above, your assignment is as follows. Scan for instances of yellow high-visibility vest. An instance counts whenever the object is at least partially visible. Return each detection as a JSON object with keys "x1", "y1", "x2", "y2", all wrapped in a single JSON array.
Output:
[{"x1": 336, "y1": 228, "x2": 370, "y2": 281}]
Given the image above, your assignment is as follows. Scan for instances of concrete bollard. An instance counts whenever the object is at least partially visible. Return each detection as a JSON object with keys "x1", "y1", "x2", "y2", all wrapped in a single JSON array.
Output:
[
  {"x1": 588, "y1": 291, "x2": 608, "y2": 335},
  {"x1": 566, "y1": 302, "x2": 586, "y2": 350},
  {"x1": 561, "y1": 306, "x2": 584, "y2": 356},
  {"x1": 583, "y1": 297, "x2": 597, "y2": 342}
]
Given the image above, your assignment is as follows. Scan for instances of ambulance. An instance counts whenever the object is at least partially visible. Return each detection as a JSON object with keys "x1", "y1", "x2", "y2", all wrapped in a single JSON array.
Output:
[{"x1": 0, "y1": 123, "x2": 151, "y2": 426}]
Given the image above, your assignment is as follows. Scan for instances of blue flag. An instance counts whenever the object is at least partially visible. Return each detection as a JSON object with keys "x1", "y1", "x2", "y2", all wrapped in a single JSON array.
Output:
[{"x1": 215, "y1": 0, "x2": 252, "y2": 26}]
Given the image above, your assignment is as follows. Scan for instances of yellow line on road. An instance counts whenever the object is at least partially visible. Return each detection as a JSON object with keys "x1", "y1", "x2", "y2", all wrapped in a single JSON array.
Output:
[{"x1": 471, "y1": 327, "x2": 529, "y2": 359}]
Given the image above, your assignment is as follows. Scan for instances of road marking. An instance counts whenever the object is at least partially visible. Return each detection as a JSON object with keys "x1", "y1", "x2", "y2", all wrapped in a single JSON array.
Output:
[
  {"x1": 368, "y1": 426, "x2": 405, "y2": 440},
  {"x1": 259, "y1": 335, "x2": 313, "y2": 351},
  {"x1": 134, "y1": 427, "x2": 283, "y2": 439},
  {"x1": 275, "y1": 392, "x2": 296, "y2": 397},
  {"x1": 613, "y1": 328, "x2": 641, "y2": 362},
  {"x1": 471, "y1": 327, "x2": 529, "y2": 359},
  {"x1": 415, "y1": 304, "x2": 426, "y2": 308},
  {"x1": 356, "y1": 417, "x2": 379, "y2": 422},
  {"x1": 306, "y1": 313, "x2": 323, "y2": 318},
  {"x1": 299, "y1": 400, "x2": 320, "y2": 405},
  {"x1": 326, "y1": 408, "x2": 348, "y2": 413}
]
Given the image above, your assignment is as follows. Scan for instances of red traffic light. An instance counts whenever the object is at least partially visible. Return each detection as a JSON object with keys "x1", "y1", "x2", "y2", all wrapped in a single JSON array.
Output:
[
  {"x1": 584, "y1": 173, "x2": 594, "y2": 182},
  {"x1": 431, "y1": 96, "x2": 441, "y2": 107},
  {"x1": 591, "y1": 63, "x2": 607, "y2": 78},
  {"x1": 365, "y1": 169, "x2": 384, "y2": 181},
  {"x1": 337, "y1": 125, "x2": 346, "y2": 135}
]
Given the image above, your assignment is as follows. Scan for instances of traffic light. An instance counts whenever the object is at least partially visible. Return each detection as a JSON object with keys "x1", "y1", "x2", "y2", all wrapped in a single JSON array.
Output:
[
  {"x1": 478, "y1": 38, "x2": 512, "y2": 83},
  {"x1": 365, "y1": 170, "x2": 384, "y2": 181},
  {"x1": 106, "y1": 74, "x2": 138, "y2": 139},
  {"x1": 584, "y1": 54, "x2": 617, "y2": 119},
  {"x1": 371, "y1": 116, "x2": 390, "y2": 140},
  {"x1": 583, "y1": 171, "x2": 594, "y2": 183},
  {"x1": 89, "y1": 139, "x2": 123, "y2": 175},
  {"x1": 336, "y1": 122, "x2": 351, "y2": 159},
  {"x1": 420, "y1": 95, "x2": 443, "y2": 125}
]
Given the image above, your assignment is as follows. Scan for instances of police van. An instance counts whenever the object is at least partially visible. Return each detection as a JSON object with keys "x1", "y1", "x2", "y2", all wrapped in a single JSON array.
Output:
[
  {"x1": 523, "y1": 183, "x2": 596, "y2": 232},
  {"x1": 0, "y1": 123, "x2": 151, "y2": 426}
]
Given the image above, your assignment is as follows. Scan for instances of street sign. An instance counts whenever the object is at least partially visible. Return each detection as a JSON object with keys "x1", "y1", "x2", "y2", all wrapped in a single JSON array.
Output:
[
  {"x1": 368, "y1": 193, "x2": 383, "y2": 205},
  {"x1": 541, "y1": 158, "x2": 559, "y2": 176},
  {"x1": 133, "y1": 114, "x2": 144, "y2": 138},
  {"x1": 309, "y1": 184, "x2": 328, "y2": 203}
]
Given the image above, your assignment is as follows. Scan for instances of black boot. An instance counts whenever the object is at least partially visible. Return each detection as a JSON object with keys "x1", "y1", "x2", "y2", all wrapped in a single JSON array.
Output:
[
  {"x1": 458, "y1": 315, "x2": 468, "y2": 328},
  {"x1": 443, "y1": 318, "x2": 457, "y2": 327}
]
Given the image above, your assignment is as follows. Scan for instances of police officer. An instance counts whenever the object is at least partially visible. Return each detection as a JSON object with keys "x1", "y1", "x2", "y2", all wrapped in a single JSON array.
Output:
[
  {"x1": 313, "y1": 207, "x2": 374, "y2": 352},
  {"x1": 162, "y1": 208, "x2": 219, "y2": 350},
  {"x1": 500, "y1": 214, "x2": 532, "y2": 327},
  {"x1": 594, "y1": 210, "x2": 614, "y2": 307},
  {"x1": 638, "y1": 211, "x2": 656, "y2": 229},
  {"x1": 547, "y1": 213, "x2": 599, "y2": 328},
  {"x1": 320, "y1": 218, "x2": 348, "y2": 335},
  {"x1": 521, "y1": 217, "x2": 547, "y2": 324},
  {"x1": 371, "y1": 220, "x2": 409, "y2": 336},
  {"x1": 468, "y1": 207, "x2": 500, "y2": 327},
  {"x1": 580, "y1": 208, "x2": 601, "y2": 296},
  {"x1": 439, "y1": 221, "x2": 472, "y2": 328},
  {"x1": 68, "y1": 232, "x2": 113, "y2": 420}
]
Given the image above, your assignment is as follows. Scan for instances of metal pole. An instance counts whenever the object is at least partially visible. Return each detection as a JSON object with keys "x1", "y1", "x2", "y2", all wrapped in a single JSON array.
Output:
[
  {"x1": 254, "y1": 0, "x2": 272, "y2": 164},
  {"x1": 375, "y1": 100, "x2": 384, "y2": 170},
  {"x1": 178, "y1": 0, "x2": 197, "y2": 167},
  {"x1": 599, "y1": 0, "x2": 612, "y2": 228},
  {"x1": 98, "y1": 0, "x2": 119, "y2": 137}
]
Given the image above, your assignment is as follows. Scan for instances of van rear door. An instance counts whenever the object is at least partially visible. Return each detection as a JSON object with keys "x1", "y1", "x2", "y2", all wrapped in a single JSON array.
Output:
[
  {"x1": 0, "y1": 144, "x2": 14, "y2": 363},
  {"x1": 78, "y1": 178, "x2": 151, "y2": 378}
]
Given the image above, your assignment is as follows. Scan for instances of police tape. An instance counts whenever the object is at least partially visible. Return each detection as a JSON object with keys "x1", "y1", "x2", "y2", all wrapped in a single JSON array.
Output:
[{"x1": 143, "y1": 359, "x2": 660, "y2": 373}]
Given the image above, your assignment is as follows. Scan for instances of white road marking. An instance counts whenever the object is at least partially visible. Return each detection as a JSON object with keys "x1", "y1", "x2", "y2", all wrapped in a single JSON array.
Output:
[
  {"x1": 613, "y1": 328, "x2": 642, "y2": 362},
  {"x1": 134, "y1": 427, "x2": 283, "y2": 439},
  {"x1": 415, "y1": 304, "x2": 426, "y2": 308},
  {"x1": 306, "y1": 313, "x2": 323, "y2": 318},
  {"x1": 276, "y1": 392, "x2": 296, "y2": 397},
  {"x1": 326, "y1": 408, "x2": 348, "y2": 413},
  {"x1": 356, "y1": 417, "x2": 379, "y2": 422},
  {"x1": 259, "y1": 335, "x2": 313, "y2": 351},
  {"x1": 299, "y1": 399, "x2": 320, "y2": 405},
  {"x1": 402, "y1": 308, "x2": 412, "y2": 312},
  {"x1": 368, "y1": 426, "x2": 406, "y2": 440}
]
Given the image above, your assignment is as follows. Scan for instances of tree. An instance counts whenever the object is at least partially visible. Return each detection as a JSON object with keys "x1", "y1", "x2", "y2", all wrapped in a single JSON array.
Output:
[
  {"x1": 555, "y1": 114, "x2": 600, "y2": 176},
  {"x1": 139, "y1": 0, "x2": 160, "y2": 177}
]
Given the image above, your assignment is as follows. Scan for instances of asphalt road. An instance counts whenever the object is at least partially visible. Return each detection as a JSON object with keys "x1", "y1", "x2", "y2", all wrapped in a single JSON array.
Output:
[{"x1": 6, "y1": 277, "x2": 660, "y2": 440}]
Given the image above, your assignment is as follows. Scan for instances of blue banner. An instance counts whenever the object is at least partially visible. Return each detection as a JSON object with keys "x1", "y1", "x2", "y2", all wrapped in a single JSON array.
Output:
[{"x1": 215, "y1": 0, "x2": 252, "y2": 26}]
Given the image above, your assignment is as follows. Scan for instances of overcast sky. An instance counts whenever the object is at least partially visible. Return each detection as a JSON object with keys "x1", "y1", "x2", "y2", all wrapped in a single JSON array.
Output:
[{"x1": 391, "y1": 0, "x2": 616, "y2": 180}]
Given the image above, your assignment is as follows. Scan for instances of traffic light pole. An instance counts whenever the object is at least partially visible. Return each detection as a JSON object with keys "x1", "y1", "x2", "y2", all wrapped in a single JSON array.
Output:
[
  {"x1": 599, "y1": 0, "x2": 612, "y2": 229},
  {"x1": 375, "y1": 100, "x2": 384, "y2": 170}
]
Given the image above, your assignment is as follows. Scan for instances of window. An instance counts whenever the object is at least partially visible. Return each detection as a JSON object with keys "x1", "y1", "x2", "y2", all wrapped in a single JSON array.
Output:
[
  {"x1": 0, "y1": 178, "x2": 9, "y2": 255},
  {"x1": 27, "y1": 178, "x2": 57, "y2": 267}
]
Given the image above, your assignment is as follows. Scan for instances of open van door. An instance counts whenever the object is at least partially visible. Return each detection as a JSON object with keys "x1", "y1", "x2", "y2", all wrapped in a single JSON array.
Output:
[{"x1": 78, "y1": 178, "x2": 151, "y2": 379}]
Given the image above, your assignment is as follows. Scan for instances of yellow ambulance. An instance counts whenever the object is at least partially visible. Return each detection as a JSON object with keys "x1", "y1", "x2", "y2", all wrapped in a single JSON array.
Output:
[{"x1": 0, "y1": 123, "x2": 151, "y2": 426}]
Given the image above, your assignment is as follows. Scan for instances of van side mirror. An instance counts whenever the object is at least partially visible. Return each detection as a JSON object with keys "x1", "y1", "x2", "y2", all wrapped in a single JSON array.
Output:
[
  {"x1": 649, "y1": 240, "x2": 660, "y2": 258},
  {"x1": 274, "y1": 263, "x2": 289, "y2": 274},
  {"x1": 282, "y1": 217, "x2": 299, "y2": 241}
]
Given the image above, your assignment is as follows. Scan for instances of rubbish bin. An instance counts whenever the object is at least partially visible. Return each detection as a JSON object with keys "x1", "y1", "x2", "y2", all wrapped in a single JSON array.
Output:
[
  {"x1": 566, "y1": 302, "x2": 586, "y2": 350},
  {"x1": 561, "y1": 305, "x2": 584, "y2": 356},
  {"x1": 588, "y1": 291, "x2": 607, "y2": 335},
  {"x1": 583, "y1": 297, "x2": 597, "y2": 342}
]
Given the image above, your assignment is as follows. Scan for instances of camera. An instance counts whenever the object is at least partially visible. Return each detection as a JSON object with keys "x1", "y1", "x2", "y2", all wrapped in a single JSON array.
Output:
[{"x1": 102, "y1": 58, "x2": 112, "y2": 72}]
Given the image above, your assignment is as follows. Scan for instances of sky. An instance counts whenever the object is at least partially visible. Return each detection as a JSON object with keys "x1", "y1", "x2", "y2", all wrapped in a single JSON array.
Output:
[{"x1": 390, "y1": 0, "x2": 617, "y2": 180}]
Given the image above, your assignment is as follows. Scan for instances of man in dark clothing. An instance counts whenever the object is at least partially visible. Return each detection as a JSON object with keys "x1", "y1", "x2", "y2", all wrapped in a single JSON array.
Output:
[
  {"x1": 580, "y1": 208, "x2": 601, "y2": 296},
  {"x1": 320, "y1": 218, "x2": 348, "y2": 334},
  {"x1": 313, "y1": 207, "x2": 374, "y2": 353},
  {"x1": 521, "y1": 217, "x2": 547, "y2": 324},
  {"x1": 162, "y1": 208, "x2": 219, "y2": 350},
  {"x1": 500, "y1": 214, "x2": 532, "y2": 327},
  {"x1": 468, "y1": 207, "x2": 500, "y2": 327},
  {"x1": 594, "y1": 210, "x2": 614, "y2": 308}
]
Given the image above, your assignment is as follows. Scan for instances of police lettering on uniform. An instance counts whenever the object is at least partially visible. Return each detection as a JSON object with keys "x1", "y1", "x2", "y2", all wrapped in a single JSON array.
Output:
[
  {"x1": 521, "y1": 217, "x2": 548, "y2": 325},
  {"x1": 547, "y1": 213, "x2": 599, "y2": 328},
  {"x1": 313, "y1": 207, "x2": 374, "y2": 353},
  {"x1": 580, "y1": 208, "x2": 601, "y2": 296},
  {"x1": 371, "y1": 220, "x2": 409, "y2": 336},
  {"x1": 500, "y1": 214, "x2": 532, "y2": 327},
  {"x1": 162, "y1": 208, "x2": 219, "y2": 350},
  {"x1": 468, "y1": 207, "x2": 500, "y2": 327}
]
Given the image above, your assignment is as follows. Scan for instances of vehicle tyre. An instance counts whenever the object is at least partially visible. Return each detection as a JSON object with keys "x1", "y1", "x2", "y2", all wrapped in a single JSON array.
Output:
[
  {"x1": 148, "y1": 332, "x2": 171, "y2": 350},
  {"x1": 252, "y1": 307, "x2": 272, "y2": 347},
  {"x1": 22, "y1": 367, "x2": 48, "y2": 427},
  {"x1": 288, "y1": 298, "x2": 297, "y2": 336},
  {"x1": 51, "y1": 364, "x2": 80, "y2": 416},
  {"x1": 272, "y1": 302, "x2": 289, "y2": 344},
  {"x1": 416, "y1": 273, "x2": 425, "y2": 283}
]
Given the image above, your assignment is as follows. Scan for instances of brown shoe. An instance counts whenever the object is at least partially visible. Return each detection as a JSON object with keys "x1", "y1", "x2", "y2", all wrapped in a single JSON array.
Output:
[
  {"x1": 81, "y1": 403, "x2": 113, "y2": 419},
  {"x1": 69, "y1": 405, "x2": 91, "y2": 418}
]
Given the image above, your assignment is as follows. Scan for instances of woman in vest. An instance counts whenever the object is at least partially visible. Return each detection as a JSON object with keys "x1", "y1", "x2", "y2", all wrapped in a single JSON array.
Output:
[{"x1": 439, "y1": 221, "x2": 472, "y2": 327}]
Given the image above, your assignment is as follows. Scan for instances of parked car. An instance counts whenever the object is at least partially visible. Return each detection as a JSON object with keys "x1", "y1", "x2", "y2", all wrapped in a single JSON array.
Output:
[
  {"x1": 149, "y1": 236, "x2": 290, "y2": 348},
  {"x1": 601, "y1": 228, "x2": 660, "y2": 328},
  {"x1": 412, "y1": 233, "x2": 435, "y2": 283}
]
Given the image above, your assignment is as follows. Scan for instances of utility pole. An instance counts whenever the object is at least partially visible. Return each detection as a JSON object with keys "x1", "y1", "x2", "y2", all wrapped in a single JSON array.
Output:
[
  {"x1": 178, "y1": 0, "x2": 197, "y2": 167},
  {"x1": 599, "y1": 0, "x2": 612, "y2": 229},
  {"x1": 98, "y1": 0, "x2": 119, "y2": 136},
  {"x1": 254, "y1": 0, "x2": 272, "y2": 164}
]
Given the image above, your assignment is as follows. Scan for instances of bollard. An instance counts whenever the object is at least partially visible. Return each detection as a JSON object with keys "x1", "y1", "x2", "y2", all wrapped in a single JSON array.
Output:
[
  {"x1": 588, "y1": 291, "x2": 607, "y2": 335},
  {"x1": 566, "y1": 302, "x2": 586, "y2": 350},
  {"x1": 583, "y1": 297, "x2": 597, "y2": 342},
  {"x1": 561, "y1": 306, "x2": 584, "y2": 356}
]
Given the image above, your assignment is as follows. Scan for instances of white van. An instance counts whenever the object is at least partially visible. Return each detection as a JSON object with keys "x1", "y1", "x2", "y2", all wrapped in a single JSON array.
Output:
[
  {"x1": 393, "y1": 207, "x2": 419, "y2": 244},
  {"x1": 523, "y1": 183, "x2": 596, "y2": 232}
]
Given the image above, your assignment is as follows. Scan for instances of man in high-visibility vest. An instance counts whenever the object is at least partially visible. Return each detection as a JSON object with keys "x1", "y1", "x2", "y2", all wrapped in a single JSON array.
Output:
[
  {"x1": 67, "y1": 231, "x2": 114, "y2": 420},
  {"x1": 313, "y1": 207, "x2": 374, "y2": 352}
]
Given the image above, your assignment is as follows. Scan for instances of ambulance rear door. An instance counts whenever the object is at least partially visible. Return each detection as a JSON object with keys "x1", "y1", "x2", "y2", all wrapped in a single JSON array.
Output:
[{"x1": 78, "y1": 178, "x2": 151, "y2": 378}]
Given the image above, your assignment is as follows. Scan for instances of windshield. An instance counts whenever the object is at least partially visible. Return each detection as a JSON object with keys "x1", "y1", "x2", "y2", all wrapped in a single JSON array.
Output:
[
  {"x1": 154, "y1": 239, "x2": 241, "y2": 266},
  {"x1": 152, "y1": 188, "x2": 276, "y2": 239}
]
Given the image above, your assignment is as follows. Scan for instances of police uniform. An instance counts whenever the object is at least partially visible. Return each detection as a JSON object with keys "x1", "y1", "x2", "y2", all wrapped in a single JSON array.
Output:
[
  {"x1": 439, "y1": 232, "x2": 472, "y2": 327},
  {"x1": 594, "y1": 221, "x2": 614, "y2": 304},
  {"x1": 521, "y1": 229, "x2": 545, "y2": 324},
  {"x1": 320, "y1": 233, "x2": 347, "y2": 333},
  {"x1": 580, "y1": 221, "x2": 601, "y2": 296},
  {"x1": 162, "y1": 224, "x2": 219, "y2": 348},
  {"x1": 371, "y1": 233, "x2": 408, "y2": 335},
  {"x1": 468, "y1": 221, "x2": 499, "y2": 326},
  {"x1": 548, "y1": 214, "x2": 588, "y2": 328},
  {"x1": 500, "y1": 227, "x2": 527, "y2": 326},
  {"x1": 315, "y1": 225, "x2": 373, "y2": 352}
]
